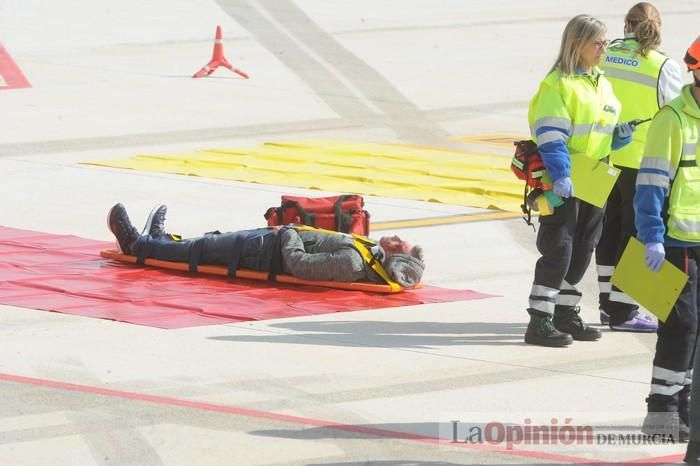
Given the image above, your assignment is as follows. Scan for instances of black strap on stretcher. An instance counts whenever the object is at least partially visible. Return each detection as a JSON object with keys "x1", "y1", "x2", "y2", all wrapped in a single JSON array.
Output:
[
  {"x1": 135, "y1": 241, "x2": 154, "y2": 266},
  {"x1": 267, "y1": 226, "x2": 292, "y2": 282},
  {"x1": 188, "y1": 237, "x2": 206, "y2": 273},
  {"x1": 186, "y1": 231, "x2": 249, "y2": 277},
  {"x1": 226, "y1": 234, "x2": 247, "y2": 277}
]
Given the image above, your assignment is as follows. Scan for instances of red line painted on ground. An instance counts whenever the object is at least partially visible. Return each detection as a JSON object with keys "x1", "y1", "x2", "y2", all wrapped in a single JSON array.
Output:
[
  {"x1": 0, "y1": 44, "x2": 31, "y2": 90},
  {"x1": 0, "y1": 372, "x2": 683, "y2": 464},
  {"x1": 624, "y1": 453, "x2": 686, "y2": 463}
]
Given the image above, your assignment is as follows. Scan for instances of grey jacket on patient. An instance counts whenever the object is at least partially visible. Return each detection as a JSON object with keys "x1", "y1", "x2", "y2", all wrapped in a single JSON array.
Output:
[{"x1": 280, "y1": 229, "x2": 383, "y2": 283}]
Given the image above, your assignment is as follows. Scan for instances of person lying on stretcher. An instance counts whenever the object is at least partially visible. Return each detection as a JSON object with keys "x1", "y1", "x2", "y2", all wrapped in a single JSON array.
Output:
[{"x1": 107, "y1": 203, "x2": 425, "y2": 287}]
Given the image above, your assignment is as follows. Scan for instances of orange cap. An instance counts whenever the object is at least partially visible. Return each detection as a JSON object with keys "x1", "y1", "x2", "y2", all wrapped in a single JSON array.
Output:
[{"x1": 684, "y1": 36, "x2": 700, "y2": 70}]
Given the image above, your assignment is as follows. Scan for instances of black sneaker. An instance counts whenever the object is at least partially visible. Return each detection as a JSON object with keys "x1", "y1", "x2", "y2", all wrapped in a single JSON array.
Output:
[
  {"x1": 553, "y1": 307, "x2": 602, "y2": 341},
  {"x1": 524, "y1": 314, "x2": 573, "y2": 347},
  {"x1": 685, "y1": 440, "x2": 700, "y2": 465},
  {"x1": 642, "y1": 411, "x2": 689, "y2": 443},
  {"x1": 142, "y1": 204, "x2": 167, "y2": 237},
  {"x1": 107, "y1": 203, "x2": 139, "y2": 254}
]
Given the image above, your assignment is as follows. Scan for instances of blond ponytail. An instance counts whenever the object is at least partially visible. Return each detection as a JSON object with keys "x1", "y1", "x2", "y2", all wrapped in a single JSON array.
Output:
[{"x1": 625, "y1": 2, "x2": 662, "y2": 56}]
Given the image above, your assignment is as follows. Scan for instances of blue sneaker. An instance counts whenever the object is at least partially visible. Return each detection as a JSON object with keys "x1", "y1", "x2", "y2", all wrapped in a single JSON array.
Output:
[
  {"x1": 609, "y1": 313, "x2": 657, "y2": 332},
  {"x1": 600, "y1": 310, "x2": 610, "y2": 325}
]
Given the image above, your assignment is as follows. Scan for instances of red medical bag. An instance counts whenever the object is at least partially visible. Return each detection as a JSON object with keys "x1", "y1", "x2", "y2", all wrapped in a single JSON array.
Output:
[{"x1": 264, "y1": 194, "x2": 370, "y2": 236}]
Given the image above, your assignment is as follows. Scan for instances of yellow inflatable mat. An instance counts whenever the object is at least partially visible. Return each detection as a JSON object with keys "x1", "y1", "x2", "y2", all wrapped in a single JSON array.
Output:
[{"x1": 85, "y1": 140, "x2": 522, "y2": 212}]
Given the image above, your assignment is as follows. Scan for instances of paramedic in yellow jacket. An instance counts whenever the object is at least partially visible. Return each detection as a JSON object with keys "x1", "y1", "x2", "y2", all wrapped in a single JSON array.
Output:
[
  {"x1": 525, "y1": 14, "x2": 634, "y2": 347},
  {"x1": 595, "y1": 2, "x2": 681, "y2": 332},
  {"x1": 634, "y1": 38, "x2": 700, "y2": 447}
]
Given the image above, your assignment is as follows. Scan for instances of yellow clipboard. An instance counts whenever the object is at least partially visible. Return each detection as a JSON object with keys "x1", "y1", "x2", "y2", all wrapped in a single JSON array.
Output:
[
  {"x1": 570, "y1": 153, "x2": 620, "y2": 208},
  {"x1": 611, "y1": 238, "x2": 688, "y2": 322},
  {"x1": 540, "y1": 154, "x2": 619, "y2": 208}
]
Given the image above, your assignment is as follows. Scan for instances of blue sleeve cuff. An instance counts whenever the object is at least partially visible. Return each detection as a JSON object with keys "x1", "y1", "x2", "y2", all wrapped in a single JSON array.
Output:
[
  {"x1": 537, "y1": 140, "x2": 570, "y2": 181},
  {"x1": 634, "y1": 185, "x2": 666, "y2": 244}
]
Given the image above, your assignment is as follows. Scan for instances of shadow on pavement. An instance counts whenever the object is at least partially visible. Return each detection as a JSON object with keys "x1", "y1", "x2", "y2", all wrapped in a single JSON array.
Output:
[{"x1": 210, "y1": 321, "x2": 528, "y2": 348}]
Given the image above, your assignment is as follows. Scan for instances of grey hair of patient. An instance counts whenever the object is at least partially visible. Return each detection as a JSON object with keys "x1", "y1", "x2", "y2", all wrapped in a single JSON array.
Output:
[
  {"x1": 409, "y1": 245, "x2": 424, "y2": 261},
  {"x1": 385, "y1": 244, "x2": 424, "y2": 262}
]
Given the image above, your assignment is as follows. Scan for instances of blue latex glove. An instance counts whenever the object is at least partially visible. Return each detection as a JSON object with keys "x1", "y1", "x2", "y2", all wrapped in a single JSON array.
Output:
[
  {"x1": 553, "y1": 176, "x2": 574, "y2": 198},
  {"x1": 611, "y1": 121, "x2": 635, "y2": 150},
  {"x1": 644, "y1": 242, "x2": 665, "y2": 272},
  {"x1": 617, "y1": 121, "x2": 635, "y2": 138}
]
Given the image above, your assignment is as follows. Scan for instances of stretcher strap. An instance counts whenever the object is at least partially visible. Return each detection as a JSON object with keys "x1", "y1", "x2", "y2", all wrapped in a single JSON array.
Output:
[
  {"x1": 188, "y1": 238, "x2": 206, "y2": 273},
  {"x1": 226, "y1": 234, "x2": 247, "y2": 277},
  {"x1": 135, "y1": 237, "x2": 154, "y2": 265},
  {"x1": 350, "y1": 233, "x2": 402, "y2": 292},
  {"x1": 287, "y1": 201, "x2": 315, "y2": 227},
  {"x1": 352, "y1": 237, "x2": 401, "y2": 292},
  {"x1": 267, "y1": 226, "x2": 291, "y2": 281},
  {"x1": 334, "y1": 195, "x2": 353, "y2": 233}
]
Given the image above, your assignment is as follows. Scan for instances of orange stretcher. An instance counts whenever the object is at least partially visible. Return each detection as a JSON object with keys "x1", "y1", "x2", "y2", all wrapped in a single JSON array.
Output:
[{"x1": 100, "y1": 249, "x2": 421, "y2": 294}]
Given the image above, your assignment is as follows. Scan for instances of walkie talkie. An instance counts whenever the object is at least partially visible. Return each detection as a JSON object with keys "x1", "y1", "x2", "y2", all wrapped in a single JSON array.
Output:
[{"x1": 628, "y1": 118, "x2": 652, "y2": 127}]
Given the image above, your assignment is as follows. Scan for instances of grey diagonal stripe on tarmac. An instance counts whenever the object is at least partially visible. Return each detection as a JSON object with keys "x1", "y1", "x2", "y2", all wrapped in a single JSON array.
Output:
[
  {"x1": 216, "y1": 0, "x2": 378, "y2": 122},
  {"x1": 218, "y1": 0, "x2": 449, "y2": 145},
  {"x1": 258, "y1": 0, "x2": 451, "y2": 144},
  {"x1": 26, "y1": 367, "x2": 167, "y2": 465}
]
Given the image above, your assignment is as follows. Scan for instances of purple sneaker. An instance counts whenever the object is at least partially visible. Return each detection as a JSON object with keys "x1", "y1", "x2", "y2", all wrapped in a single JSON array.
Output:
[
  {"x1": 609, "y1": 313, "x2": 657, "y2": 332},
  {"x1": 600, "y1": 310, "x2": 610, "y2": 325}
]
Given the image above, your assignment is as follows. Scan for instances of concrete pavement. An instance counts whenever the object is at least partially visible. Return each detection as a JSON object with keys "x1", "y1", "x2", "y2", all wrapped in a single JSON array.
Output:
[{"x1": 0, "y1": 1, "x2": 698, "y2": 464}]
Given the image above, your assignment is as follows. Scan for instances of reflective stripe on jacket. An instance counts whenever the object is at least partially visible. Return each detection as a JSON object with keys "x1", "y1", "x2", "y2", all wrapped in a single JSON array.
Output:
[
  {"x1": 636, "y1": 85, "x2": 700, "y2": 242},
  {"x1": 602, "y1": 38, "x2": 668, "y2": 168},
  {"x1": 528, "y1": 68, "x2": 621, "y2": 180}
]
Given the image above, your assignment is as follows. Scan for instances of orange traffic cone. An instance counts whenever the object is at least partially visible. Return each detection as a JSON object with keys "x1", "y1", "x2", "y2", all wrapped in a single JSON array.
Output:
[{"x1": 193, "y1": 26, "x2": 249, "y2": 79}]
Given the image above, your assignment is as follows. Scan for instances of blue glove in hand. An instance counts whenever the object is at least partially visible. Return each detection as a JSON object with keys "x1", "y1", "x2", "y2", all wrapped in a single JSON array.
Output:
[
  {"x1": 616, "y1": 121, "x2": 635, "y2": 138},
  {"x1": 644, "y1": 242, "x2": 665, "y2": 272},
  {"x1": 553, "y1": 176, "x2": 574, "y2": 198},
  {"x1": 612, "y1": 121, "x2": 635, "y2": 150}
]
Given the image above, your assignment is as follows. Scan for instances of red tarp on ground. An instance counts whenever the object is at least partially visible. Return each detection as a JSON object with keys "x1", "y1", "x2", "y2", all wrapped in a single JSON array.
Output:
[{"x1": 0, "y1": 226, "x2": 495, "y2": 329}]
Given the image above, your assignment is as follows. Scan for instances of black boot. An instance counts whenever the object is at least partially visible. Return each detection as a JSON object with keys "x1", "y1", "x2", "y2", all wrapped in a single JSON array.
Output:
[
  {"x1": 644, "y1": 395, "x2": 689, "y2": 443},
  {"x1": 553, "y1": 307, "x2": 602, "y2": 341},
  {"x1": 642, "y1": 411, "x2": 689, "y2": 443},
  {"x1": 142, "y1": 204, "x2": 168, "y2": 237},
  {"x1": 524, "y1": 314, "x2": 573, "y2": 347},
  {"x1": 107, "y1": 203, "x2": 140, "y2": 254},
  {"x1": 685, "y1": 441, "x2": 700, "y2": 465}
]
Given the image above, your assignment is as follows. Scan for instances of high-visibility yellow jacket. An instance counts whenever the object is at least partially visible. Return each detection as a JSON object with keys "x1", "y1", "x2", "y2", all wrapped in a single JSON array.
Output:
[
  {"x1": 601, "y1": 38, "x2": 670, "y2": 168},
  {"x1": 635, "y1": 85, "x2": 700, "y2": 244},
  {"x1": 529, "y1": 68, "x2": 620, "y2": 181}
]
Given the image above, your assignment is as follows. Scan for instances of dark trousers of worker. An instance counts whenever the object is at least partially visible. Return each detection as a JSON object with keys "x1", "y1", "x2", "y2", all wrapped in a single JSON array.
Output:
[
  {"x1": 528, "y1": 197, "x2": 604, "y2": 317},
  {"x1": 595, "y1": 167, "x2": 639, "y2": 324},
  {"x1": 131, "y1": 229, "x2": 276, "y2": 272},
  {"x1": 657, "y1": 247, "x2": 700, "y2": 422}
]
